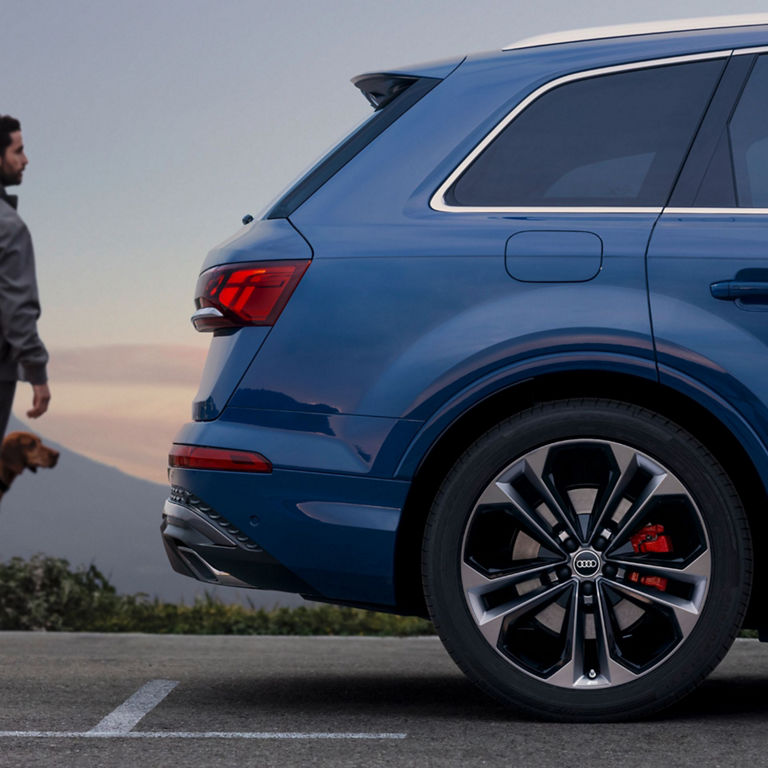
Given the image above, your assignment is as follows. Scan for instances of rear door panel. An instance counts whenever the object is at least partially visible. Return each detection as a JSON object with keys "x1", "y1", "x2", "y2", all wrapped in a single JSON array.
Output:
[{"x1": 648, "y1": 53, "x2": 768, "y2": 447}]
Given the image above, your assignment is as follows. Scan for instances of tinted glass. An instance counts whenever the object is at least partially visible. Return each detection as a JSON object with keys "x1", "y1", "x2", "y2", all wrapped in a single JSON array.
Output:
[
  {"x1": 447, "y1": 60, "x2": 724, "y2": 207},
  {"x1": 697, "y1": 55, "x2": 768, "y2": 208},
  {"x1": 729, "y1": 56, "x2": 768, "y2": 207},
  {"x1": 691, "y1": 128, "x2": 738, "y2": 207}
]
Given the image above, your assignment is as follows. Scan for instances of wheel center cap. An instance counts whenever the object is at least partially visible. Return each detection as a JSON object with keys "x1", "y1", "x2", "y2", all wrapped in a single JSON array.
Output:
[{"x1": 572, "y1": 550, "x2": 601, "y2": 578}]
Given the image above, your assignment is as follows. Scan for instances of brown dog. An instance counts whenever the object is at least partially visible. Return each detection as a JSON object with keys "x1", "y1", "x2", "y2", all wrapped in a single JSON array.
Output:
[{"x1": 0, "y1": 431, "x2": 59, "y2": 500}]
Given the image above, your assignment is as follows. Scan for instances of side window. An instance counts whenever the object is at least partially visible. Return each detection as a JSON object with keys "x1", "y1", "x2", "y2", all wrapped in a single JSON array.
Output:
[
  {"x1": 696, "y1": 55, "x2": 768, "y2": 208},
  {"x1": 445, "y1": 59, "x2": 724, "y2": 208}
]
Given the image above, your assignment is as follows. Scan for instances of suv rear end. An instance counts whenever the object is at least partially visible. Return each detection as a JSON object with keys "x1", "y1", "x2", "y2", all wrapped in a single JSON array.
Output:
[{"x1": 163, "y1": 17, "x2": 768, "y2": 719}]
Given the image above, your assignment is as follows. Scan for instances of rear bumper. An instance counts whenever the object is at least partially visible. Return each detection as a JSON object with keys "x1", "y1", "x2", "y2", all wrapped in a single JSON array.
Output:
[
  {"x1": 162, "y1": 465, "x2": 410, "y2": 608},
  {"x1": 161, "y1": 493, "x2": 315, "y2": 594}
]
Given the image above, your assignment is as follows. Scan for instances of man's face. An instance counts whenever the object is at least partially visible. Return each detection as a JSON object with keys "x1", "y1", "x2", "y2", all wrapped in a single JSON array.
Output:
[{"x1": 0, "y1": 131, "x2": 28, "y2": 186}]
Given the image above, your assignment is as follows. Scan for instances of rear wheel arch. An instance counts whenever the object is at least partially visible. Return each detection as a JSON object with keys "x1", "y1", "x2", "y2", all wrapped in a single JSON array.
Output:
[{"x1": 393, "y1": 371, "x2": 768, "y2": 626}]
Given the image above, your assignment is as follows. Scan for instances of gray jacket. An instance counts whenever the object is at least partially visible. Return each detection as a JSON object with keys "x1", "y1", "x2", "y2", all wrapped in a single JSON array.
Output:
[{"x1": 0, "y1": 186, "x2": 48, "y2": 384}]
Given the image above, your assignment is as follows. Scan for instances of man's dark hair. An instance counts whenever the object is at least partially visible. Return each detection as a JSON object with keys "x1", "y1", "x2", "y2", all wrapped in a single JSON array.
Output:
[{"x1": 0, "y1": 115, "x2": 21, "y2": 154}]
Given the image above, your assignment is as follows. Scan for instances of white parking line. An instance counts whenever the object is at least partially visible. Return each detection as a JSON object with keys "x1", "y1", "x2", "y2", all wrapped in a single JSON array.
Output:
[
  {"x1": 0, "y1": 731, "x2": 407, "y2": 740},
  {"x1": 0, "y1": 678, "x2": 408, "y2": 740},
  {"x1": 89, "y1": 679, "x2": 179, "y2": 734}
]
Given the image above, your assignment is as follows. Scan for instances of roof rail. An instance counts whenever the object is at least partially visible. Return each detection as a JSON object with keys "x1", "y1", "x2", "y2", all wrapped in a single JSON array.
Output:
[{"x1": 504, "y1": 14, "x2": 768, "y2": 51}]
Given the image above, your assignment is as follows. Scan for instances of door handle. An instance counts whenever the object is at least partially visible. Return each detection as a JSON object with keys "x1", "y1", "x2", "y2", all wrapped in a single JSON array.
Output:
[{"x1": 710, "y1": 281, "x2": 768, "y2": 300}]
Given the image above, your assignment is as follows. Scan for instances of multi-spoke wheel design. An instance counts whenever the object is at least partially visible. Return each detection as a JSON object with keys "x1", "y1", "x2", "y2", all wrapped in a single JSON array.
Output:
[
  {"x1": 462, "y1": 439, "x2": 710, "y2": 688},
  {"x1": 423, "y1": 401, "x2": 751, "y2": 720}
]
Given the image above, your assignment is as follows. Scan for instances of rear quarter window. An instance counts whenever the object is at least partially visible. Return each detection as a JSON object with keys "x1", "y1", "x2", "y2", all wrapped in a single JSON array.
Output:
[{"x1": 444, "y1": 58, "x2": 725, "y2": 208}]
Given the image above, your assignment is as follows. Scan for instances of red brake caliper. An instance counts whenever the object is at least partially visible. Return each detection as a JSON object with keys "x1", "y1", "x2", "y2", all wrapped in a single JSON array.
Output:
[{"x1": 629, "y1": 524, "x2": 672, "y2": 591}]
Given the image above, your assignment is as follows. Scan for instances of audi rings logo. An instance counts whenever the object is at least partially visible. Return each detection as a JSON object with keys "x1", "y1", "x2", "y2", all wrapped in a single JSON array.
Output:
[{"x1": 573, "y1": 551, "x2": 600, "y2": 577}]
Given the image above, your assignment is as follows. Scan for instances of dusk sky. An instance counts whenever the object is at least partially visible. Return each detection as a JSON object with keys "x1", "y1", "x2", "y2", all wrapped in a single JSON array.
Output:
[{"x1": 5, "y1": 0, "x2": 766, "y2": 481}]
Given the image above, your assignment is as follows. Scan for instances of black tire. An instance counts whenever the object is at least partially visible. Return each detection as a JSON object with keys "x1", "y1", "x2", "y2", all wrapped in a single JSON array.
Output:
[{"x1": 422, "y1": 399, "x2": 752, "y2": 721}]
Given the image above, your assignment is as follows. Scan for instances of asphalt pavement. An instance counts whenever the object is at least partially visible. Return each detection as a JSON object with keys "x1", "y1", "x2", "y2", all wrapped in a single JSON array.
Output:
[{"x1": 0, "y1": 633, "x2": 767, "y2": 767}]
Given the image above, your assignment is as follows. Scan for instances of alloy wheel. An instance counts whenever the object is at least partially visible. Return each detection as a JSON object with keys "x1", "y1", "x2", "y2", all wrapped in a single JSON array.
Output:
[{"x1": 461, "y1": 439, "x2": 711, "y2": 688}]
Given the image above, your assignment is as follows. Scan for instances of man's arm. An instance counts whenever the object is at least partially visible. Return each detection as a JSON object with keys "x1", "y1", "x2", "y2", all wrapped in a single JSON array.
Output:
[{"x1": 0, "y1": 212, "x2": 49, "y2": 414}]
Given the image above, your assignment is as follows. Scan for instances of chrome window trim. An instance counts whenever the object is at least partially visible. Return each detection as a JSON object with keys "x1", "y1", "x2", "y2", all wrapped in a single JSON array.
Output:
[
  {"x1": 664, "y1": 207, "x2": 768, "y2": 215},
  {"x1": 430, "y1": 50, "x2": 732, "y2": 215},
  {"x1": 733, "y1": 46, "x2": 768, "y2": 55},
  {"x1": 430, "y1": 206, "x2": 663, "y2": 215}
]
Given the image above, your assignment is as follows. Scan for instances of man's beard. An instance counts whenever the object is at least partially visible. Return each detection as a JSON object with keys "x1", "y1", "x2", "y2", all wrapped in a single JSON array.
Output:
[{"x1": 0, "y1": 168, "x2": 22, "y2": 186}]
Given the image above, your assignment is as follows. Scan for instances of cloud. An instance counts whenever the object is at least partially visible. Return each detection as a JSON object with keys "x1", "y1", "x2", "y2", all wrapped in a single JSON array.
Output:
[
  {"x1": 12, "y1": 344, "x2": 208, "y2": 484},
  {"x1": 48, "y1": 344, "x2": 207, "y2": 385}
]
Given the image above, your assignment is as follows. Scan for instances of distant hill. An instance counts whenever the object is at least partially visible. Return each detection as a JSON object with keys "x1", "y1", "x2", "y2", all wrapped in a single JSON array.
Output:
[{"x1": 0, "y1": 416, "x2": 302, "y2": 606}]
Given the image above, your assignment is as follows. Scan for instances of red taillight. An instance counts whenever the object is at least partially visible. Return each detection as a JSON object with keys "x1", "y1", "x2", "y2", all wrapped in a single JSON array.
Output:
[
  {"x1": 169, "y1": 444, "x2": 272, "y2": 473},
  {"x1": 193, "y1": 259, "x2": 310, "y2": 331}
]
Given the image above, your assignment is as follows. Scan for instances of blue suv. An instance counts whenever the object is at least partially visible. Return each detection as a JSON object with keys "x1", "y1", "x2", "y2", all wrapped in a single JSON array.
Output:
[{"x1": 162, "y1": 17, "x2": 768, "y2": 719}]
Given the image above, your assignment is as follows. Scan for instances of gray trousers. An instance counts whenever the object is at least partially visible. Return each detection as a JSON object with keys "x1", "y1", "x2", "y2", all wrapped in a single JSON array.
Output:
[{"x1": 0, "y1": 380, "x2": 16, "y2": 439}]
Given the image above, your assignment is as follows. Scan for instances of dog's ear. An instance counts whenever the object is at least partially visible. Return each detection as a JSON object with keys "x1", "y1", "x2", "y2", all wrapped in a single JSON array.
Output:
[{"x1": 0, "y1": 435, "x2": 27, "y2": 475}]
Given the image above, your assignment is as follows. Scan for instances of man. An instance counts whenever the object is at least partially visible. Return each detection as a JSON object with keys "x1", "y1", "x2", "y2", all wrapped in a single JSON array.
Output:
[{"x1": 0, "y1": 115, "x2": 50, "y2": 439}]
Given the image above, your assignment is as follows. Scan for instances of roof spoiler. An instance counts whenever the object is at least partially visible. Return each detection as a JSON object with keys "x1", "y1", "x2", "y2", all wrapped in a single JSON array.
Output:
[{"x1": 351, "y1": 73, "x2": 421, "y2": 110}]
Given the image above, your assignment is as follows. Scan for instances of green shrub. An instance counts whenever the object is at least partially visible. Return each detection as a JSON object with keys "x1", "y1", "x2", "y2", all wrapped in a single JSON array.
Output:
[
  {"x1": 0, "y1": 555, "x2": 434, "y2": 636},
  {"x1": 0, "y1": 554, "x2": 121, "y2": 631}
]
